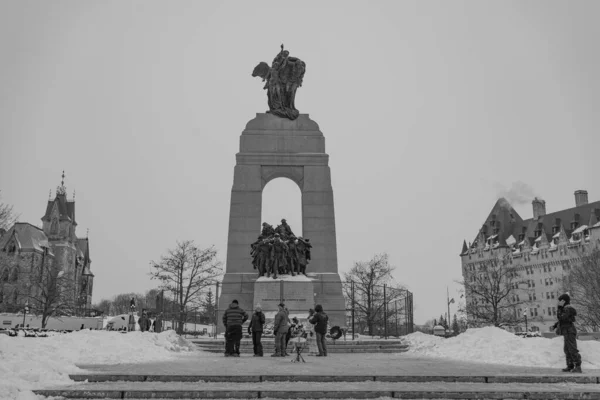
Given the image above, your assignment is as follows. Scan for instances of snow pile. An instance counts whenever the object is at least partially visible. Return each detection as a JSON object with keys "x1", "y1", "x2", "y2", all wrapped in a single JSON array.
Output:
[
  {"x1": 405, "y1": 326, "x2": 600, "y2": 368},
  {"x1": 0, "y1": 330, "x2": 196, "y2": 400}
]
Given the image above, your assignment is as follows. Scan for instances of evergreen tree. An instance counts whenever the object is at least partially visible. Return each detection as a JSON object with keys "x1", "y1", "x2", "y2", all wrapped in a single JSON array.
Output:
[
  {"x1": 452, "y1": 314, "x2": 460, "y2": 335},
  {"x1": 201, "y1": 289, "x2": 216, "y2": 324}
]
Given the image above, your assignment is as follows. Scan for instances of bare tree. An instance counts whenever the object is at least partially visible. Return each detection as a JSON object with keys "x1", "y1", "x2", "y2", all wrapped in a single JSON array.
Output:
[
  {"x1": 343, "y1": 253, "x2": 406, "y2": 336},
  {"x1": 25, "y1": 261, "x2": 76, "y2": 328},
  {"x1": 562, "y1": 248, "x2": 600, "y2": 332},
  {"x1": 0, "y1": 191, "x2": 18, "y2": 231},
  {"x1": 459, "y1": 254, "x2": 529, "y2": 328},
  {"x1": 150, "y1": 241, "x2": 222, "y2": 334}
]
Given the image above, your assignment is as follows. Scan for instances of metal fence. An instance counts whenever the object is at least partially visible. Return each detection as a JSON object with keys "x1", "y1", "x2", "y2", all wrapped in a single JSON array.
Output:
[{"x1": 209, "y1": 279, "x2": 414, "y2": 339}]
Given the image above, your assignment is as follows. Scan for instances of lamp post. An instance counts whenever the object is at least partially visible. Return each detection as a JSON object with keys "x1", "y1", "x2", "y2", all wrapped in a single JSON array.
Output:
[
  {"x1": 22, "y1": 301, "x2": 29, "y2": 328},
  {"x1": 524, "y1": 309, "x2": 528, "y2": 335}
]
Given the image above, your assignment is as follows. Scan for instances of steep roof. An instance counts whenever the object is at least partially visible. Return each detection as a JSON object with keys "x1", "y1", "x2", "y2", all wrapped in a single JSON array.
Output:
[
  {"x1": 464, "y1": 197, "x2": 600, "y2": 255},
  {"x1": 0, "y1": 222, "x2": 50, "y2": 253},
  {"x1": 41, "y1": 193, "x2": 76, "y2": 223}
]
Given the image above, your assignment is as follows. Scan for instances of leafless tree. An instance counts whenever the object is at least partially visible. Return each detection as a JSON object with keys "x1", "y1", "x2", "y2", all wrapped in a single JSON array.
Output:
[
  {"x1": 0, "y1": 191, "x2": 19, "y2": 231},
  {"x1": 562, "y1": 248, "x2": 600, "y2": 332},
  {"x1": 459, "y1": 254, "x2": 530, "y2": 328},
  {"x1": 150, "y1": 241, "x2": 222, "y2": 334},
  {"x1": 343, "y1": 253, "x2": 406, "y2": 336},
  {"x1": 25, "y1": 260, "x2": 76, "y2": 328}
]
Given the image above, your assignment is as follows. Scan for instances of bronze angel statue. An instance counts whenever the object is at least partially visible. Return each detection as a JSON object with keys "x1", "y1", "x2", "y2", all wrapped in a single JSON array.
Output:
[{"x1": 252, "y1": 44, "x2": 306, "y2": 120}]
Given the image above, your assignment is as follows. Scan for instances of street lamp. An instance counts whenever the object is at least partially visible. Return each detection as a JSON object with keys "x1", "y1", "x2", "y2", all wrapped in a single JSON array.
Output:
[
  {"x1": 22, "y1": 300, "x2": 29, "y2": 328},
  {"x1": 523, "y1": 309, "x2": 528, "y2": 335}
]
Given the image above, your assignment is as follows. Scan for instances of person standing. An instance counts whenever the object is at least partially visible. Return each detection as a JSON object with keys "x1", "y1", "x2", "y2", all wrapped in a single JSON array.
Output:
[
  {"x1": 222, "y1": 299, "x2": 248, "y2": 357},
  {"x1": 248, "y1": 305, "x2": 266, "y2": 357},
  {"x1": 552, "y1": 293, "x2": 582, "y2": 373},
  {"x1": 272, "y1": 303, "x2": 290, "y2": 357},
  {"x1": 309, "y1": 304, "x2": 329, "y2": 356},
  {"x1": 138, "y1": 309, "x2": 151, "y2": 332}
]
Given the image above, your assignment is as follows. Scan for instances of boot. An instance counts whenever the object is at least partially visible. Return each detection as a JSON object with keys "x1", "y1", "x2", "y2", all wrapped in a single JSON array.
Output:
[
  {"x1": 562, "y1": 366, "x2": 574, "y2": 372},
  {"x1": 571, "y1": 365, "x2": 582, "y2": 373},
  {"x1": 271, "y1": 353, "x2": 281, "y2": 357}
]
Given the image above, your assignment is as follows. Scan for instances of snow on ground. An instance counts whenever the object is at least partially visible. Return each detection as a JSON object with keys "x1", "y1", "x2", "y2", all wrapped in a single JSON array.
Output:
[
  {"x1": 0, "y1": 330, "x2": 196, "y2": 400},
  {"x1": 404, "y1": 326, "x2": 600, "y2": 369}
]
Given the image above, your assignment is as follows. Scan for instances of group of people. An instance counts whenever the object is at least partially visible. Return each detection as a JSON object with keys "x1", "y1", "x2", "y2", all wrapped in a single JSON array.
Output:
[
  {"x1": 221, "y1": 300, "x2": 330, "y2": 358},
  {"x1": 124, "y1": 309, "x2": 164, "y2": 333},
  {"x1": 250, "y1": 220, "x2": 312, "y2": 279}
]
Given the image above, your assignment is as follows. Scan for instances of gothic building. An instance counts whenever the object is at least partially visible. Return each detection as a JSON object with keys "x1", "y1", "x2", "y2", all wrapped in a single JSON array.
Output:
[
  {"x1": 460, "y1": 190, "x2": 600, "y2": 332},
  {"x1": 0, "y1": 174, "x2": 94, "y2": 314}
]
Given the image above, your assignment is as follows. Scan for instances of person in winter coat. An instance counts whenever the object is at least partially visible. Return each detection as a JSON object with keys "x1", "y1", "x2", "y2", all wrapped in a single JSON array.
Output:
[
  {"x1": 272, "y1": 303, "x2": 290, "y2": 357},
  {"x1": 551, "y1": 293, "x2": 582, "y2": 373},
  {"x1": 222, "y1": 299, "x2": 248, "y2": 357},
  {"x1": 248, "y1": 305, "x2": 266, "y2": 356},
  {"x1": 138, "y1": 310, "x2": 151, "y2": 332},
  {"x1": 309, "y1": 304, "x2": 329, "y2": 356}
]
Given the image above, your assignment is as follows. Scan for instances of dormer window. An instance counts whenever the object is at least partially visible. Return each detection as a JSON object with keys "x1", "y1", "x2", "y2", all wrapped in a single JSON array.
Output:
[{"x1": 518, "y1": 233, "x2": 525, "y2": 241}]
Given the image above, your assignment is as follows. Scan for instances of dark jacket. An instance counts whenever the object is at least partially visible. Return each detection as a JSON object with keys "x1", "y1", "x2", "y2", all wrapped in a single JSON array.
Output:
[
  {"x1": 309, "y1": 311, "x2": 329, "y2": 334},
  {"x1": 248, "y1": 311, "x2": 266, "y2": 332},
  {"x1": 558, "y1": 304, "x2": 577, "y2": 327},
  {"x1": 222, "y1": 303, "x2": 248, "y2": 327},
  {"x1": 138, "y1": 315, "x2": 151, "y2": 331},
  {"x1": 273, "y1": 309, "x2": 290, "y2": 334}
]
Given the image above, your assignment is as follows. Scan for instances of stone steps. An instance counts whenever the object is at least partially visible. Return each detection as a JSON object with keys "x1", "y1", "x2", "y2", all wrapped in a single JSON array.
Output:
[
  {"x1": 193, "y1": 339, "x2": 409, "y2": 354},
  {"x1": 34, "y1": 377, "x2": 600, "y2": 399}
]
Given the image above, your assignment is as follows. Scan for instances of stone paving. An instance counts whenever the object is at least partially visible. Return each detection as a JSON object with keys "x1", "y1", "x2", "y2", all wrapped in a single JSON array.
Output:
[{"x1": 76, "y1": 352, "x2": 600, "y2": 377}]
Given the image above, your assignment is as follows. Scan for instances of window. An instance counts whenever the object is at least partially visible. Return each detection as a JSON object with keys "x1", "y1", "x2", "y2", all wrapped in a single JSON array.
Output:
[
  {"x1": 552, "y1": 307, "x2": 557, "y2": 316},
  {"x1": 1, "y1": 268, "x2": 8, "y2": 282},
  {"x1": 546, "y1": 292, "x2": 550, "y2": 299},
  {"x1": 533, "y1": 293, "x2": 537, "y2": 300},
  {"x1": 10, "y1": 267, "x2": 18, "y2": 282},
  {"x1": 548, "y1": 307, "x2": 552, "y2": 315},
  {"x1": 534, "y1": 308, "x2": 538, "y2": 316},
  {"x1": 551, "y1": 292, "x2": 555, "y2": 299},
  {"x1": 51, "y1": 218, "x2": 59, "y2": 234}
]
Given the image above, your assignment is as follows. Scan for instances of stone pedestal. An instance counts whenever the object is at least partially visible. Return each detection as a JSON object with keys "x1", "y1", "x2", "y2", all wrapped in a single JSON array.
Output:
[{"x1": 218, "y1": 114, "x2": 346, "y2": 332}]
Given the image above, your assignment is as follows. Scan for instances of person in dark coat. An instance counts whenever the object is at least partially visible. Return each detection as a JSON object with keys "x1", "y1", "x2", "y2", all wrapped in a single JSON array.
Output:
[
  {"x1": 551, "y1": 293, "x2": 582, "y2": 373},
  {"x1": 138, "y1": 309, "x2": 151, "y2": 332},
  {"x1": 272, "y1": 303, "x2": 290, "y2": 357},
  {"x1": 309, "y1": 304, "x2": 329, "y2": 356},
  {"x1": 248, "y1": 305, "x2": 266, "y2": 356},
  {"x1": 222, "y1": 299, "x2": 248, "y2": 357}
]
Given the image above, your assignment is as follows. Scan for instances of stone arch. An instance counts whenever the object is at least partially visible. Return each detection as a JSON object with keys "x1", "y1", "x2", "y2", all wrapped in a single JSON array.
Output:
[{"x1": 260, "y1": 166, "x2": 304, "y2": 190}]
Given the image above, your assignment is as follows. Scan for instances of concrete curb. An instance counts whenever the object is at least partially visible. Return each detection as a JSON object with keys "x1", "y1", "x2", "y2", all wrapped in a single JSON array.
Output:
[
  {"x1": 67, "y1": 374, "x2": 600, "y2": 384},
  {"x1": 32, "y1": 389, "x2": 600, "y2": 399}
]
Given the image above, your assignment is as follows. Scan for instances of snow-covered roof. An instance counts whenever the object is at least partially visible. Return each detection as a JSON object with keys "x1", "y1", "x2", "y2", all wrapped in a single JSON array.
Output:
[
  {"x1": 552, "y1": 231, "x2": 561, "y2": 239},
  {"x1": 571, "y1": 225, "x2": 588, "y2": 235}
]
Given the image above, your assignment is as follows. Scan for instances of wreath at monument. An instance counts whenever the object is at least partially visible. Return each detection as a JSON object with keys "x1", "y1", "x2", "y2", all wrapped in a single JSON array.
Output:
[
  {"x1": 329, "y1": 326, "x2": 343, "y2": 340},
  {"x1": 250, "y1": 219, "x2": 312, "y2": 279}
]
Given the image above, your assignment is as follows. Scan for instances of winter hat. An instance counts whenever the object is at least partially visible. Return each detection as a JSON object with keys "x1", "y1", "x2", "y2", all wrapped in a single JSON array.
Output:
[
  {"x1": 232, "y1": 299, "x2": 239, "y2": 304},
  {"x1": 558, "y1": 293, "x2": 571, "y2": 304}
]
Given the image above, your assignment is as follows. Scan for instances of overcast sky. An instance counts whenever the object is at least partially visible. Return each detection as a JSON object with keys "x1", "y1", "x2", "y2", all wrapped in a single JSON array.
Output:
[{"x1": 1, "y1": 1, "x2": 599, "y2": 324}]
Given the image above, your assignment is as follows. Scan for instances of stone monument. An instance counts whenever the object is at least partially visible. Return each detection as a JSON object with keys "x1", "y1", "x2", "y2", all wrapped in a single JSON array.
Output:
[{"x1": 218, "y1": 45, "x2": 345, "y2": 331}]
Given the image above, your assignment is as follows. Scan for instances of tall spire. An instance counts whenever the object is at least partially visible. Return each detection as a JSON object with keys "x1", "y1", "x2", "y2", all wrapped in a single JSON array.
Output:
[
  {"x1": 56, "y1": 170, "x2": 67, "y2": 196},
  {"x1": 48, "y1": 189, "x2": 52, "y2": 200}
]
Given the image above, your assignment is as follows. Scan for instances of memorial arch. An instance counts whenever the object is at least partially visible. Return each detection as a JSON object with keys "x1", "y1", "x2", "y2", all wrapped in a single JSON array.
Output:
[{"x1": 218, "y1": 113, "x2": 345, "y2": 329}]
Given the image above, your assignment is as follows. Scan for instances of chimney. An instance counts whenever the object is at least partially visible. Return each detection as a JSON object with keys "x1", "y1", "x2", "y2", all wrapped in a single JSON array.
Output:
[
  {"x1": 532, "y1": 197, "x2": 546, "y2": 220},
  {"x1": 574, "y1": 190, "x2": 588, "y2": 207}
]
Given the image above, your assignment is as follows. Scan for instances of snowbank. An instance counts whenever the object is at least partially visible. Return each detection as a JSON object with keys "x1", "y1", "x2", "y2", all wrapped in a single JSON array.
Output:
[
  {"x1": 0, "y1": 330, "x2": 196, "y2": 400},
  {"x1": 404, "y1": 326, "x2": 600, "y2": 369}
]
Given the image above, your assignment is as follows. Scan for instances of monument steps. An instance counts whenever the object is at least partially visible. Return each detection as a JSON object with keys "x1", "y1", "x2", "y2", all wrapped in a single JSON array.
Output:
[
  {"x1": 34, "y1": 377, "x2": 600, "y2": 399},
  {"x1": 193, "y1": 339, "x2": 410, "y2": 353}
]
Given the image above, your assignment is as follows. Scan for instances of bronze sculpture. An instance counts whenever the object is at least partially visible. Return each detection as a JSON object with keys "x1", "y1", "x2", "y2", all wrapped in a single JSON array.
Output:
[
  {"x1": 252, "y1": 45, "x2": 306, "y2": 120},
  {"x1": 250, "y1": 219, "x2": 312, "y2": 278}
]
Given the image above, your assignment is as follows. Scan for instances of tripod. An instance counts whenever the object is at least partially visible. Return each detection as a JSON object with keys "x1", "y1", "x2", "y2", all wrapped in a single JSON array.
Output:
[{"x1": 290, "y1": 338, "x2": 306, "y2": 363}]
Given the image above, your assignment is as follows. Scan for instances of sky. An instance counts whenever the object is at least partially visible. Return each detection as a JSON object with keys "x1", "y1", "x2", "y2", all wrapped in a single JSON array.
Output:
[{"x1": 1, "y1": 0, "x2": 599, "y2": 325}]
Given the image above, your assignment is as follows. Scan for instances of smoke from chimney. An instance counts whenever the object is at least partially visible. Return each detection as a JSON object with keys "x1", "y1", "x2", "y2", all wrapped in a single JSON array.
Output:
[{"x1": 495, "y1": 181, "x2": 541, "y2": 205}]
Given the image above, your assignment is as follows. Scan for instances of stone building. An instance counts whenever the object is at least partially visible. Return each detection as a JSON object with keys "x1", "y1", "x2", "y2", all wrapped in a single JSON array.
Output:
[
  {"x1": 460, "y1": 190, "x2": 600, "y2": 332},
  {"x1": 0, "y1": 176, "x2": 93, "y2": 314}
]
